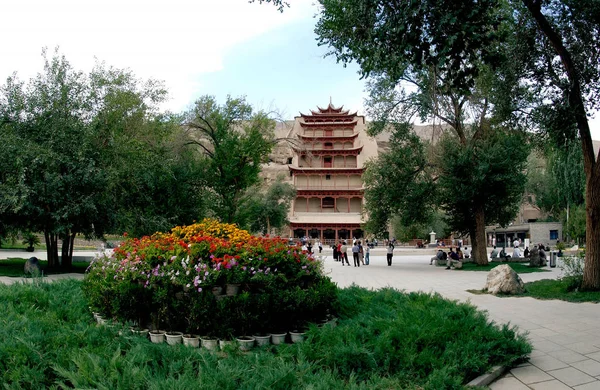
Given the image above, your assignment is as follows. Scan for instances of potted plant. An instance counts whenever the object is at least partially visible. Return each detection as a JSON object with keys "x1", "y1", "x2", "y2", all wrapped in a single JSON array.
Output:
[
  {"x1": 22, "y1": 232, "x2": 40, "y2": 252},
  {"x1": 225, "y1": 265, "x2": 245, "y2": 296}
]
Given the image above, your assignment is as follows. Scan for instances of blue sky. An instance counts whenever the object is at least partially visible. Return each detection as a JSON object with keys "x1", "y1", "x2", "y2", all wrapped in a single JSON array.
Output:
[
  {"x1": 0, "y1": 0, "x2": 598, "y2": 136},
  {"x1": 192, "y1": 16, "x2": 367, "y2": 118}
]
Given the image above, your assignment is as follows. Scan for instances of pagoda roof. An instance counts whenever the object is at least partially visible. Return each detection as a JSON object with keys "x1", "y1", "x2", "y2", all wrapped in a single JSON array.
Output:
[
  {"x1": 289, "y1": 166, "x2": 364, "y2": 175},
  {"x1": 299, "y1": 102, "x2": 358, "y2": 118},
  {"x1": 293, "y1": 145, "x2": 364, "y2": 156}
]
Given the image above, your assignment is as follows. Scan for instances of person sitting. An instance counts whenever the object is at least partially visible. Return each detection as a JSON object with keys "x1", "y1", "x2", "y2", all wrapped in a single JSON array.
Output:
[
  {"x1": 490, "y1": 246, "x2": 499, "y2": 260},
  {"x1": 539, "y1": 244, "x2": 547, "y2": 266},
  {"x1": 430, "y1": 249, "x2": 446, "y2": 265},
  {"x1": 457, "y1": 247, "x2": 464, "y2": 260},
  {"x1": 499, "y1": 247, "x2": 511, "y2": 261},
  {"x1": 446, "y1": 249, "x2": 460, "y2": 269}
]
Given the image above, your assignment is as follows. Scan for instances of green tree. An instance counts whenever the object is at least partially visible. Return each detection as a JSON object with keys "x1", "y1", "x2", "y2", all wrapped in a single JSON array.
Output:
[
  {"x1": 526, "y1": 140, "x2": 585, "y2": 219},
  {"x1": 316, "y1": 0, "x2": 529, "y2": 264},
  {"x1": 0, "y1": 51, "x2": 105, "y2": 268},
  {"x1": 237, "y1": 175, "x2": 296, "y2": 234},
  {"x1": 0, "y1": 51, "x2": 204, "y2": 266},
  {"x1": 185, "y1": 96, "x2": 275, "y2": 223},
  {"x1": 512, "y1": 0, "x2": 600, "y2": 289}
]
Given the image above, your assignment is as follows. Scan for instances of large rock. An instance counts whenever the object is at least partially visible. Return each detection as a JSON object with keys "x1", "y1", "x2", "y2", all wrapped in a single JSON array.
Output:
[
  {"x1": 24, "y1": 257, "x2": 42, "y2": 276},
  {"x1": 484, "y1": 264, "x2": 525, "y2": 295}
]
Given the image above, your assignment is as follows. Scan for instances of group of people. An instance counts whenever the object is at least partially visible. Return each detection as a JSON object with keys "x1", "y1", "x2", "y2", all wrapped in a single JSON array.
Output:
[
  {"x1": 299, "y1": 239, "x2": 323, "y2": 254},
  {"x1": 332, "y1": 239, "x2": 396, "y2": 266},
  {"x1": 490, "y1": 242, "x2": 551, "y2": 264},
  {"x1": 430, "y1": 246, "x2": 471, "y2": 269},
  {"x1": 333, "y1": 240, "x2": 370, "y2": 266}
]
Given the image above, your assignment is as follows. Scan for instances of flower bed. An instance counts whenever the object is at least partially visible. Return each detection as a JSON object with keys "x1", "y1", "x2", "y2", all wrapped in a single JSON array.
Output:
[{"x1": 83, "y1": 219, "x2": 337, "y2": 338}]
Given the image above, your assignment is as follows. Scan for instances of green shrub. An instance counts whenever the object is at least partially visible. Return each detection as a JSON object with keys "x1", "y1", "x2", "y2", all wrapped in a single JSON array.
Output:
[{"x1": 0, "y1": 280, "x2": 530, "y2": 389}]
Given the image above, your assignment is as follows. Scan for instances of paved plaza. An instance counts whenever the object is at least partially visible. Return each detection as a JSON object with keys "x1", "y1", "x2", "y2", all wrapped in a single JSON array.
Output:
[{"x1": 1, "y1": 248, "x2": 599, "y2": 389}]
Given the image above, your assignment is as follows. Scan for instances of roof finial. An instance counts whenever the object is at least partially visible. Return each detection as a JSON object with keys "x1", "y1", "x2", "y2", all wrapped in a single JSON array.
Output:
[{"x1": 329, "y1": 96, "x2": 332, "y2": 105}]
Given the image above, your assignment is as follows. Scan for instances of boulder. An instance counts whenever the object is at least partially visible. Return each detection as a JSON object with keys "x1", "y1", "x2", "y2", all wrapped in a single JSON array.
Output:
[
  {"x1": 24, "y1": 257, "x2": 42, "y2": 276},
  {"x1": 484, "y1": 264, "x2": 525, "y2": 295}
]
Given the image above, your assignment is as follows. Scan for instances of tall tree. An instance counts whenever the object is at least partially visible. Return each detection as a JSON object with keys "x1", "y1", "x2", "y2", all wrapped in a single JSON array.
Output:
[
  {"x1": 316, "y1": 0, "x2": 529, "y2": 264},
  {"x1": 185, "y1": 96, "x2": 275, "y2": 223},
  {"x1": 0, "y1": 50, "x2": 204, "y2": 266},
  {"x1": 514, "y1": 0, "x2": 600, "y2": 289}
]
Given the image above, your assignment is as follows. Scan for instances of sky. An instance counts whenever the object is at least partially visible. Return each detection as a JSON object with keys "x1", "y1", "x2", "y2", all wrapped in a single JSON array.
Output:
[{"x1": 1, "y1": 0, "x2": 598, "y2": 137}]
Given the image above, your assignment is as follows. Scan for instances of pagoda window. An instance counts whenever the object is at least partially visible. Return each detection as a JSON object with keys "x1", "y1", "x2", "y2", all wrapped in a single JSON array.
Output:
[
  {"x1": 324, "y1": 142, "x2": 333, "y2": 150},
  {"x1": 325, "y1": 130, "x2": 333, "y2": 136},
  {"x1": 325, "y1": 174, "x2": 331, "y2": 180},
  {"x1": 287, "y1": 157, "x2": 293, "y2": 164},
  {"x1": 324, "y1": 156, "x2": 332, "y2": 168},
  {"x1": 322, "y1": 197, "x2": 335, "y2": 208}
]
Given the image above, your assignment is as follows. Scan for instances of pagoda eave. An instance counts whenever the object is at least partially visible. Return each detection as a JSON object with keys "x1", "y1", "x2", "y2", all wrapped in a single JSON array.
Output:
[
  {"x1": 290, "y1": 222, "x2": 362, "y2": 229},
  {"x1": 293, "y1": 146, "x2": 364, "y2": 156},
  {"x1": 297, "y1": 133, "x2": 359, "y2": 141},
  {"x1": 296, "y1": 189, "x2": 364, "y2": 197},
  {"x1": 289, "y1": 167, "x2": 365, "y2": 175},
  {"x1": 299, "y1": 119, "x2": 358, "y2": 128}
]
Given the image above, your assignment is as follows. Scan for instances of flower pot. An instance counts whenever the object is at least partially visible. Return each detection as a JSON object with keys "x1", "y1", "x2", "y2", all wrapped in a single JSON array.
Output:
[
  {"x1": 237, "y1": 336, "x2": 255, "y2": 351},
  {"x1": 130, "y1": 327, "x2": 149, "y2": 338},
  {"x1": 183, "y1": 334, "x2": 200, "y2": 348},
  {"x1": 270, "y1": 332, "x2": 287, "y2": 345},
  {"x1": 165, "y1": 331, "x2": 183, "y2": 345},
  {"x1": 149, "y1": 330, "x2": 165, "y2": 344},
  {"x1": 225, "y1": 283, "x2": 241, "y2": 296},
  {"x1": 253, "y1": 334, "x2": 271, "y2": 347},
  {"x1": 290, "y1": 330, "x2": 305, "y2": 343},
  {"x1": 201, "y1": 337, "x2": 218, "y2": 351},
  {"x1": 212, "y1": 286, "x2": 223, "y2": 296},
  {"x1": 219, "y1": 339, "x2": 234, "y2": 350}
]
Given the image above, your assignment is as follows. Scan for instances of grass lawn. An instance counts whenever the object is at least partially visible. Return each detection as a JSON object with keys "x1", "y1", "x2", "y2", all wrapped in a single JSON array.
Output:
[
  {"x1": 523, "y1": 278, "x2": 600, "y2": 303},
  {"x1": 0, "y1": 280, "x2": 530, "y2": 389},
  {"x1": 458, "y1": 262, "x2": 550, "y2": 274},
  {"x1": 0, "y1": 258, "x2": 89, "y2": 277}
]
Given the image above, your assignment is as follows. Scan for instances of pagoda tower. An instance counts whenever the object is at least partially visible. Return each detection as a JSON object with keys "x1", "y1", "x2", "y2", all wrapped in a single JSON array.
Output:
[{"x1": 288, "y1": 102, "x2": 378, "y2": 244}]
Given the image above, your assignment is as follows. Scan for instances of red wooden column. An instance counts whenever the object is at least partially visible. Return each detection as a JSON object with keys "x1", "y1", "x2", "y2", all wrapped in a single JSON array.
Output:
[{"x1": 306, "y1": 198, "x2": 309, "y2": 212}]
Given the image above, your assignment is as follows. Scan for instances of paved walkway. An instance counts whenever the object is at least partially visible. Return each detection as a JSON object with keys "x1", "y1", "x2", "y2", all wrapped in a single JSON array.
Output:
[
  {"x1": 1, "y1": 248, "x2": 599, "y2": 388},
  {"x1": 324, "y1": 249, "x2": 600, "y2": 390}
]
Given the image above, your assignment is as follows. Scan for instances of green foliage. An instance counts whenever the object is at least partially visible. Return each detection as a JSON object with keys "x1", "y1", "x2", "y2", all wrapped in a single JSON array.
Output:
[
  {"x1": 526, "y1": 141, "x2": 585, "y2": 220},
  {"x1": 0, "y1": 280, "x2": 531, "y2": 388},
  {"x1": 0, "y1": 49, "x2": 205, "y2": 265},
  {"x1": 459, "y1": 262, "x2": 549, "y2": 274},
  {"x1": 363, "y1": 122, "x2": 436, "y2": 236},
  {"x1": 21, "y1": 232, "x2": 40, "y2": 249},
  {"x1": 237, "y1": 175, "x2": 296, "y2": 234},
  {"x1": 185, "y1": 95, "x2": 276, "y2": 223},
  {"x1": 316, "y1": 0, "x2": 505, "y2": 94},
  {"x1": 561, "y1": 204, "x2": 587, "y2": 244},
  {"x1": 436, "y1": 130, "x2": 530, "y2": 235}
]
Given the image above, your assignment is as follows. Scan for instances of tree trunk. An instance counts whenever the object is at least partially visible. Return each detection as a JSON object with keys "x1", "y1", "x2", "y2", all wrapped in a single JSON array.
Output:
[
  {"x1": 45, "y1": 230, "x2": 60, "y2": 269},
  {"x1": 472, "y1": 203, "x2": 488, "y2": 265},
  {"x1": 60, "y1": 230, "x2": 75, "y2": 269},
  {"x1": 583, "y1": 174, "x2": 600, "y2": 290}
]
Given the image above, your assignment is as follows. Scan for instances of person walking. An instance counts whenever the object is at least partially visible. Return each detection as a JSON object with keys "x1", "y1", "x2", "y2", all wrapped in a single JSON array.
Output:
[
  {"x1": 365, "y1": 243, "x2": 370, "y2": 265},
  {"x1": 352, "y1": 242, "x2": 360, "y2": 267},
  {"x1": 358, "y1": 241, "x2": 364, "y2": 265},
  {"x1": 386, "y1": 242, "x2": 394, "y2": 266},
  {"x1": 340, "y1": 241, "x2": 350, "y2": 266},
  {"x1": 333, "y1": 243, "x2": 339, "y2": 262}
]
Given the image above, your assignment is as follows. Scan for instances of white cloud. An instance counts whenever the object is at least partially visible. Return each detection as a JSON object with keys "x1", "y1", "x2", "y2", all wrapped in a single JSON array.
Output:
[{"x1": 0, "y1": 0, "x2": 314, "y2": 110}]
